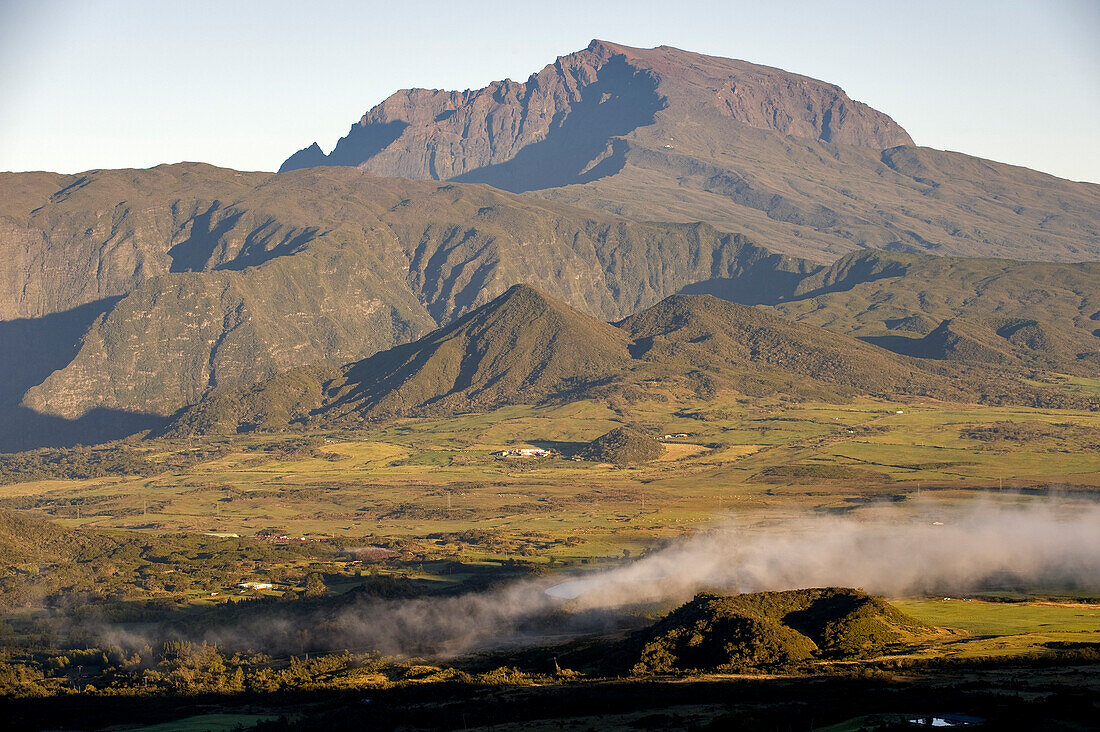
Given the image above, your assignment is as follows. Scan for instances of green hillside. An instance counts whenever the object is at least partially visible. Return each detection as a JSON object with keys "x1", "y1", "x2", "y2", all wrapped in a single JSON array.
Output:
[
  {"x1": 579, "y1": 426, "x2": 665, "y2": 465},
  {"x1": 317, "y1": 284, "x2": 632, "y2": 421},
  {"x1": 167, "y1": 285, "x2": 631, "y2": 430},
  {"x1": 0, "y1": 163, "x2": 1096, "y2": 450},
  {"x1": 771, "y1": 250, "x2": 1100, "y2": 375},
  {"x1": 165, "y1": 288, "x2": 1098, "y2": 436},
  {"x1": 619, "y1": 293, "x2": 944, "y2": 397},
  {"x1": 630, "y1": 588, "x2": 937, "y2": 674},
  {"x1": 0, "y1": 164, "x2": 807, "y2": 447}
]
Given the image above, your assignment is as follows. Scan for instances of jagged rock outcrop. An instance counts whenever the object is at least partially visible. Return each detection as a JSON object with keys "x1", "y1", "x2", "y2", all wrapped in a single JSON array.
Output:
[{"x1": 282, "y1": 40, "x2": 911, "y2": 180}]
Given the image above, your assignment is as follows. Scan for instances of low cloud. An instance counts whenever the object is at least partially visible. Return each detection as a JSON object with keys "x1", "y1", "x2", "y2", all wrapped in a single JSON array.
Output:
[{"x1": 89, "y1": 497, "x2": 1100, "y2": 657}]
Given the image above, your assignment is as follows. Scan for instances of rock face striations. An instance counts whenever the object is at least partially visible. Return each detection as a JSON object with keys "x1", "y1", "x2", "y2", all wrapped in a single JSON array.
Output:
[
  {"x1": 284, "y1": 41, "x2": 663, "y2": 189},
  {"x1": 282, "y1": 40, "x2": 910, "y2": 180},
  {"x1": 280, "y1": 40, "x2": 1100, "y2": 262},
  {"x1": 0, "y1": 164, "x2": 810, "y2": 447}
]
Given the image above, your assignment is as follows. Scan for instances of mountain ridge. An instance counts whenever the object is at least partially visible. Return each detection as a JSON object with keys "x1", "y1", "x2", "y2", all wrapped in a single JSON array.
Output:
[
  {"x1": 282, "y1": 40, "x2": 912, "y2": 178},
  {"x1": 279, "y1": 40, "x2": 1100, "y2": 263},
  {"x1": 163, "y1": 286, "x2": 1098, "y2": 437},
  {"x1": 2, "y1": 162, "x2": 1096, "y2": 450}
]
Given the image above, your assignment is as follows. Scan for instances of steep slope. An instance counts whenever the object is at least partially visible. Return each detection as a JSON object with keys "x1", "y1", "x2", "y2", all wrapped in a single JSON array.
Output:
[
  {"x1": 0, "y1": 163, "x2": 810, "y2": 323},
  {"x1": 0, "y1": 164, "x2": 813, "y2": 447},
  {"x1": 165, "y1": 289, "x2": 1098, "y2": 437},
  {"x1": 322, "y1": 284, "x2": 631, "y2": 420},
  {"x1": 619, "y1": 293, "x2": 950, "y2": 398},
  {"x1": 622, "y1": 294, "x2": 1099, "y2": 407},
  {"x1": 2, "y1": 163, "x2": 1096, "y2": 449},
  {"x1": 166, "y1": 285, "x2": 631, "y2": 431},
  {"x1": 281, "y1": 40, "x2": 1100, "y2": 262},
  {"x1": 283, "y1": 40, "x2": 907, "y2": 180}
]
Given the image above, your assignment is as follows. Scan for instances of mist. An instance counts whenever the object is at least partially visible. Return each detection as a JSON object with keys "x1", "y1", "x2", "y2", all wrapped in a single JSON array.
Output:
[
  {"x1": 90, "y1": 497, "x2": 1100, "y2": 657},
  {"x1": 553, "y1": 496, "x2": 1100, "y2": 608}
]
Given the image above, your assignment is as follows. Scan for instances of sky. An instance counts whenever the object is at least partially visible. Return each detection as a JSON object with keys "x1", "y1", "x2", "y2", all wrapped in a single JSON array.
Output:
[{"x1": 1, "y1": 0, "x2": 1098, "y2": 182}]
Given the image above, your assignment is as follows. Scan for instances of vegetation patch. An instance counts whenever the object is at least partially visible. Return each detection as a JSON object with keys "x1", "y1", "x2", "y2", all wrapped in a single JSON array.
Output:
[
  {"x1": 629, "y1": 588, "x2": 936, "y2": 674},
  {"x1": 0, "y1": 444, "x2": 229, "y2": 486},
  {"x1": 579, "y1": 427, "x2": 664, "y2": 465},
  {"x1": 960, "y1": 421, "x2": 1100, "y2": 451},
  {"x1": 756, "y1": 464, "x2": 888, "y2": 482}
]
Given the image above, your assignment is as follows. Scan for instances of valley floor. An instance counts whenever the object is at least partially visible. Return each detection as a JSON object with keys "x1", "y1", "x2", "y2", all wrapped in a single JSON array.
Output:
[
  {"x1": 1, "y1": 388, "x2": 1098, "y2": 729},
  {"x1": 4, "y1": 392, "x2": 1099, "y2": 559}
]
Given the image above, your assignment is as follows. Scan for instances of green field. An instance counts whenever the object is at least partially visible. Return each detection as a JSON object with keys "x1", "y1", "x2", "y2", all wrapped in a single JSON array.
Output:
[
  {"x1": 3, "y1": 393, "x2": 1097, "y2": 565},
  {"x1": 1, "y1": 389, "x2": 1098, "y2": 724},
  {"x1": 894, "y1": 599, "x2": 1100, "y2": 658}
]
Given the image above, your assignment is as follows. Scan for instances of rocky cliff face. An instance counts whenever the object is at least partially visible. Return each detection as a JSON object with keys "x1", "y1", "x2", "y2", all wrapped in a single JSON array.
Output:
[{"x1": 280, "y1": 40, "x2": 911, "y2": 181}]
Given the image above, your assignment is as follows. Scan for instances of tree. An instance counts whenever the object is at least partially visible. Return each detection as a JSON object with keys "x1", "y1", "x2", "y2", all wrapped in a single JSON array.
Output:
[{"x1": 303, "y1": 572, "x2": 326, "y2": 597}]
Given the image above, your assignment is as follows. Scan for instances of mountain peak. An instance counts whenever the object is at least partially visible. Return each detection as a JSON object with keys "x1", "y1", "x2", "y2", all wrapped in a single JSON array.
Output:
[
  {"x1": 279, "y1": 40, "x2": 912, "y2": 180},
  {"x1": 319, "y1": 284, "x2": 631, "y2": 420},
  {"x1": 585, "y1": 38, "x2": 636, "y2": 56},
  {"x1": 494, "y1": 282, "x2": 559, "y2": 308}
]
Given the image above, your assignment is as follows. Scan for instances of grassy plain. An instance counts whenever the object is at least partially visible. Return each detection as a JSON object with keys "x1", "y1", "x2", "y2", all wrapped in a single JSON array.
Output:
[
  {"x1": 895, "y1": 599, "x2": 1100, "y2": 659},
  {"x1": 3, "y1": 389, "x2": 1097, "y2": 562},
  {"x1": 1, "y1": 386, "x2": 1098, "y2": 704}
]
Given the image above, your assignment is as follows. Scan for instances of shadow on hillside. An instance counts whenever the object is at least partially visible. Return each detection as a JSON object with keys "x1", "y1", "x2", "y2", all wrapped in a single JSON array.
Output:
[
  {"x1": 682, "y1": 251, "x2": 924, "y2": 309},
  {"x1": 279, "y1": 120, "x2": 411, "y2": 173},
  {"x1": 167, "y1": 204, "x2": 244, "y2": 271},
  {"x1": 859, "y1": 334, "x2": 930, "y2": 359},
  {"x1": 0, "y1": 298, "x2": 165, "y2": 451},
  {"x1": 167, "y1": 205, "x2": 321, "y2": 273},
  {"x1": 0, "y1": 298, "x2": 119, "y2": 409},
  {"x1": 791, "y1": 252, "x2": 912, "y2": 300},
  {"x1": 527, "y1": 439, "x2": 588, "y2": 457},
  {"x1": 452, "y1": 58, "x2": 662, "y2": 192},
  {"x1": 0, "y1": 406, "x2": 164, "y2": 452},
  {"x1": 678, "y1": 271, "x2": 804, "y2": 306},
  {"x1": 326, "y1": 120, "x2": 410, "y2": 168}
]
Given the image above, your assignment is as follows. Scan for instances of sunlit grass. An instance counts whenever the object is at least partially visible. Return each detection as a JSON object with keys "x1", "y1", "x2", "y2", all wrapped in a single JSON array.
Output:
[{"x1": 1, "y1": 391, "x2": 1094, "y2": 563}]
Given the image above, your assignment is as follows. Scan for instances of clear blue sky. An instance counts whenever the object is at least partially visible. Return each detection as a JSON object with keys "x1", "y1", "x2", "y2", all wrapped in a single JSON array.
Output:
[{"x1": 1, "y1": 0, "x2": 1097, "y2": 182}]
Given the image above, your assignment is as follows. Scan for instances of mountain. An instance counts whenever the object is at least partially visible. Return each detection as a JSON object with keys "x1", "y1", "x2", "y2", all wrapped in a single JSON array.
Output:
[
  {"x1": 319, "y1": 284, "x2": 631, "y2": 421},
  {"x1": 2, "y1": 161, "x2": 1096, "y2": 450},
  {"x1": 164, "y1": 287, "x2": 1097, "y2": 437},
  {"x1": 281, "y1": 40, "x2": 909, "y2": 180},
  {"x1": 618, "y1": 293, "x2": 946, "y2": 396},
  {"x1": 0, "y1": 164, "x2": 811, "y2": 449},
  {"x1": 281, "y1": 40, "x2": 1100, "y2": 263},
  {"x1": 165, "y1": 285, "x2": 630, "y2": 432},
  {"x1": 615, "y1": 293, "x2": 1095, "y2": 409}
]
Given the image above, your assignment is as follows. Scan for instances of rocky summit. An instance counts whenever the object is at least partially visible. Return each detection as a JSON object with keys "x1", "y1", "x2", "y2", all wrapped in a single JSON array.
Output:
[{"x1": 281, "y1": 40, "x2": 1100, "y2": 262}]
